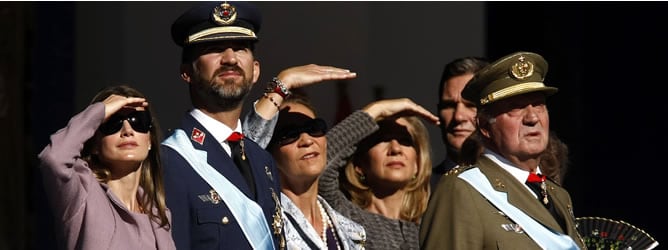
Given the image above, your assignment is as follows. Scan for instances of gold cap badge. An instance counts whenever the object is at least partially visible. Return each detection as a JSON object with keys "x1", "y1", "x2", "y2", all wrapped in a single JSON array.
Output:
[
  {"x1": 213, "y1": 2, "x2": 237, "y2": 25},
  {"x1": 510, "y1": 56, "x2": 534, "y2": 80}
]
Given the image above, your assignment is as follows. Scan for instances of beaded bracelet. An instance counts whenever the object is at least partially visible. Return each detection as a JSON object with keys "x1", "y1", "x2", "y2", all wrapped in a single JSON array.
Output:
[
  {"x1": 266, "y1": 77, "x2": 291, "y2": 98},
  {"x1": 263, "y1": 93, "x2": 281, "y2": 110}
]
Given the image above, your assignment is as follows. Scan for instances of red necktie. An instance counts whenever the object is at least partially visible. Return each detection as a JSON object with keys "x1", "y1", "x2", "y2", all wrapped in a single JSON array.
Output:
[
  {"x1": 227, "y1": 132, "x2": 255, "y2": 197},
  {"x1": 527, "y1": 172, "x2": 546, "y2": 183},
  {"x1": 227, "y1": 132, "x2": 245, "y2": 160},
  {"x1": 227, "y1": 132, "x2": 244, "y2": 142}
]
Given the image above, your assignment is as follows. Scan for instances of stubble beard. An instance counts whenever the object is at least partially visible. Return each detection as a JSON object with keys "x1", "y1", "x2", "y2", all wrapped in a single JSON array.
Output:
[{"x1": 192, "y1": 71, "x2": 253, "y2": 111}]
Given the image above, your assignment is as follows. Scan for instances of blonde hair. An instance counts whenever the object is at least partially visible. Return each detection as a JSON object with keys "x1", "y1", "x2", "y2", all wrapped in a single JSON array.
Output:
[{"x1": 342, "y1": 116, "x2": 432, "y2": 223}]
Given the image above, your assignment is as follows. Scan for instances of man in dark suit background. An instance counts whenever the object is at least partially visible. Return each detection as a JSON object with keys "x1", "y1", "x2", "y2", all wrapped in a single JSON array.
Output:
[
  {"x1": 430, "y1": 57, "x2": 488, "y2": 189},
  {"x1": 161, "y1": 2, "x2": 284, "y2": 249}
]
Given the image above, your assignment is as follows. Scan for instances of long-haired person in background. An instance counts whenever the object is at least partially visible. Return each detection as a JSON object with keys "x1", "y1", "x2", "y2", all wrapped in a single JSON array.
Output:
[
  {"x1": 320, "y1": 98, "x2": 439, "y2": 250},
  {"x1": 541, "y1": 132, "x2": 570, "y2": 185},
  {"x1": 266, "y1": 91, "x2": 367, "y2": 250},
  {"x1": 38, "y1": 85, "x2": 175, "y2": 249}
]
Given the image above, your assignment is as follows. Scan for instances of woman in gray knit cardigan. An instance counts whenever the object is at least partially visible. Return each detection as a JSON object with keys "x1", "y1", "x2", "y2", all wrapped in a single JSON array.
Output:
[{"x1": 319, "y1": 99, "x2": 437, "y2": 250}]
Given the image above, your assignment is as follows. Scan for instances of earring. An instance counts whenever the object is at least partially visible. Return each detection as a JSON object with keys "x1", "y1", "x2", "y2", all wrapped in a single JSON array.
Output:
[
  {"x1": 359, "y1": 174, "x2": 365, "y2": 181},
  {"x1": 412, "y1": 174, "x2": 416, "y2": 180}
]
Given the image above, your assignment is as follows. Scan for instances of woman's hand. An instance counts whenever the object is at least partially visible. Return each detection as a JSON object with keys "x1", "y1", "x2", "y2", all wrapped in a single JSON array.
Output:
[
  {"x1": 363, "y1": 98, "x2": 440, "y2": 125},
  {"x1": 101, "y1": 94, "x2": 148, "y2": 121}
]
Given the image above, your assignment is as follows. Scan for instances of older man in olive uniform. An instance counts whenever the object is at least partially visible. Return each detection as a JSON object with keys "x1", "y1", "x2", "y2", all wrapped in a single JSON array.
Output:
[{"x1": 419, "y1": 52, "x2": 586, "y2": 249}]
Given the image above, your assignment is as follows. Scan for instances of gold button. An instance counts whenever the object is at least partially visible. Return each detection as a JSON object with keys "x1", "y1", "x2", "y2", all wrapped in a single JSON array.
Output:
[{"x1": 221, "y1": 216, "x2": 229, "y2": 224}]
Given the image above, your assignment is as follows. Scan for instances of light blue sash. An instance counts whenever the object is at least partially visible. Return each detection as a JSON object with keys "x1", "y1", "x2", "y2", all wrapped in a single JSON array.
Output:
[
  {"x1": 459, "y1": 168, "x2": 579, "y2": 250},
  {"x1": 163, "y1": 129, "x2": 274, "y2": 250}
]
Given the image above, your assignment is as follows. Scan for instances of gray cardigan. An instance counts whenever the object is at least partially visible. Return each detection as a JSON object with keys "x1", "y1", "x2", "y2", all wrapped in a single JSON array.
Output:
[
  {"x1": 38, "y1": 103, "x2": 176, "y2": 250},
  {"x1": 318, "y1": 110, "x2": 420, "y2": 250}
]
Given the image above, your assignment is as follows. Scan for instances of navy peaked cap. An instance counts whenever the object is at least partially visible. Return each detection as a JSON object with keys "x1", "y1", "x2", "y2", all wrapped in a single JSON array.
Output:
[{"x1": 171, "y1": 1, "x2": 262, "y2": 47}]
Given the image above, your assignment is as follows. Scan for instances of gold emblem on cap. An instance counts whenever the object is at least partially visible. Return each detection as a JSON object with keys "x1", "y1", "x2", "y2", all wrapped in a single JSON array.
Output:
[
  {"x1": 212, "y1": 2, "x2": 237, "y2": 25},
  {"x1": 510, "y1": 55, "x2": 534, "y2": 80}
]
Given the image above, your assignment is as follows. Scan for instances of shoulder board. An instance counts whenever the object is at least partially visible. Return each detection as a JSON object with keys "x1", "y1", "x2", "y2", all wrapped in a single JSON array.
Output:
[
  {"x1": 445, "y1": 164, "x2": 476, "y2": 176},
  {"x1": 545, "y1": 176, "x2": 563, "y2": 188}
]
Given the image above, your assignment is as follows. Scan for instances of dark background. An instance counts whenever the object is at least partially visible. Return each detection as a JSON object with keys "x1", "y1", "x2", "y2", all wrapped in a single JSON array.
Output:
[
  {"x1": 487, "y1": 3, "x2": 665, "y2": 247},
  {"x1": 0, "y1": 2, "x2": 664, "y2": 249}
]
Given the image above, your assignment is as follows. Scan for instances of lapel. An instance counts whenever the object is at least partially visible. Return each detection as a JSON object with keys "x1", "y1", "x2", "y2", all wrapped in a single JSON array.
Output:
[
  {"x1": 546, "y1": 179, "x2": 578, "y2": 235},
  {"x1": 477, "y1": 156, "x2": 564, "y2": 233},
  {"x1": 181, "y1": 114, "x2": 254, "y2": 197}
]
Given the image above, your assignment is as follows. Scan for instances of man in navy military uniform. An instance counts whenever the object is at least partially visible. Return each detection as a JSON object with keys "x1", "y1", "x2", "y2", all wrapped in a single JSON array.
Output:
[{"x1": 161, "y1": 2, "x2": 284, "y2": 249}]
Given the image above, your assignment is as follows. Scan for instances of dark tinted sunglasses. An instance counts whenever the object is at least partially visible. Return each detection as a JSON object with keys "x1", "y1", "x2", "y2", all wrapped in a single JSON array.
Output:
[
  {"x1": 358, "y1": 121, "x2": 415, "y2": 150},
  {"x1": 98, "y1": 110, "x2": 152, "y2": 135},
  {"x1": 275, "y1": 118, "x2": 327, "y2": 146}
]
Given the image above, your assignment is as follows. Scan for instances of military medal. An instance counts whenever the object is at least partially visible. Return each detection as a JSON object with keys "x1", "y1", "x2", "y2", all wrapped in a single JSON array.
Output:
[
  {"x1": 527, "y1": 172, "x2": 549, "y2": 205},
  {"x1": 240, "y1": 139, "x2": 246, "y2": 160},
  {"x1": 540, "y1": 181, "x2": 548, "y2": 205},
  {"x1": 265, "y1": 166, "x2": 273, "y2": 181},
  {"x1": 270, "y1": 188, "x2": 285, "y2": 250}
]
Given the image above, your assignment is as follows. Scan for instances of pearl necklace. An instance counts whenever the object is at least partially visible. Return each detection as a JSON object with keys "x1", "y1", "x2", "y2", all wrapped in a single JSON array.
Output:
[{"x1": 317, "y1": 200, "x2": 341, "y2": 250}]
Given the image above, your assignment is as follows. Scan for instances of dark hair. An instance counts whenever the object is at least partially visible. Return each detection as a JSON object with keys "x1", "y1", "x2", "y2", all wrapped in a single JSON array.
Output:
[
  {"x1": 437, "y1": 57, "x2": 489, "y2": 100},
  {"x1": 280, "y1": 88, "x2": 315, "y2": 113},
  {"x1": 267, "y1": 89, "x2": 316, "y2": 151},
  {"x1": 83, "y1": 85, "x2": 170, "y2": 229}
]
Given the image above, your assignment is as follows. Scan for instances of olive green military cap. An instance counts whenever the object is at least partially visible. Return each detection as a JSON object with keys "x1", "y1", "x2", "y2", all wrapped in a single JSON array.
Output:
[{"x1": 462, "y1": 51, "x2": 558, "y2": 107}]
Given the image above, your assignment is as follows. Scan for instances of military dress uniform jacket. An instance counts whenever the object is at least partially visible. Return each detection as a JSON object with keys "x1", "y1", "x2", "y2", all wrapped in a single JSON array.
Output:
[
  {"x1": 430, "y1": 157, "x2": 457, "y2": 191},
  {"x1": 419, "y1": 155, "x2": 586, "y2": 250},
  {"x1": 162, "y1": 113, "x2": 282, "y2": 250}
]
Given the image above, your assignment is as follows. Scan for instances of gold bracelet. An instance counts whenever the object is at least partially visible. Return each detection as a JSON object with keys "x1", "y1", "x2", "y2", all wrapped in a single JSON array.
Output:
[{"x1": 263, "y1": 93, "x2": 280, "y2": 110}]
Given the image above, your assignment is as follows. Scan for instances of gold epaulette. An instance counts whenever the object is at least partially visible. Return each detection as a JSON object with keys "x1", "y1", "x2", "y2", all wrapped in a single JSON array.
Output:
[{"x1": 445, "y1": 164, "x2": 475, "y2": 176}]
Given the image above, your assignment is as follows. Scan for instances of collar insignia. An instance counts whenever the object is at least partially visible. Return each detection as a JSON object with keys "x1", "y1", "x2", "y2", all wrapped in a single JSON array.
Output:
[
  {"x1": 191, "y1": 128, "x2": 206, "y2": 145},
  {"x1": 494, "y1": 178, "x2": 505, "y2": 189}
]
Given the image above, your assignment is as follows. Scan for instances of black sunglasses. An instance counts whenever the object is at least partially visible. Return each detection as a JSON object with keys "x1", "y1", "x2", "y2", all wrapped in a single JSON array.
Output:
[
  {"x1": 275, "y1": 118, "x2": 327, "y2": 146},
  {"x1": 98, "y1": 110, "x2": 152, "y2": 136}
]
